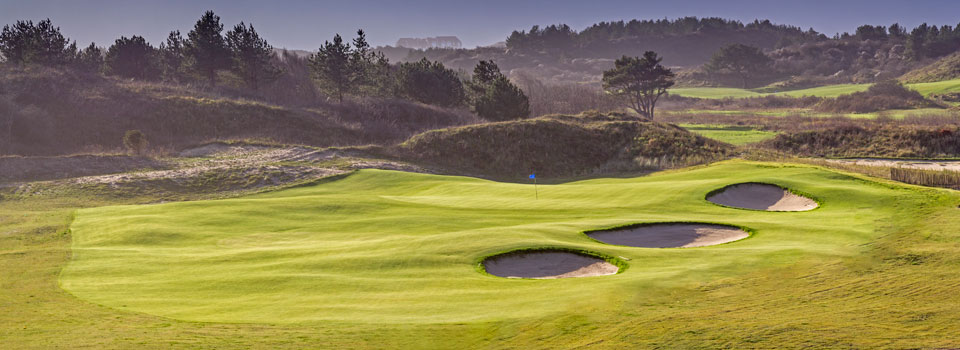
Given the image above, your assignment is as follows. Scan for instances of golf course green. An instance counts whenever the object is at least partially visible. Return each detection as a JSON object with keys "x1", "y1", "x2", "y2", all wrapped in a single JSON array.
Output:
[{"x1": 60, "y1": 161, "x2": 946, "y2": 325}]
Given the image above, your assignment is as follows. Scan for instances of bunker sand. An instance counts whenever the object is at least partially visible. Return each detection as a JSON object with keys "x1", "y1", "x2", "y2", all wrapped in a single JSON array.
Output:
[
  {"x1": 483, "y1": 251, "x2": 619, "y2": 279},
  {"x1": 708, "y1": 183, "x2": 817, "y2": 211},
  {"x1": 588, "y1": 223, "x2": 749, "y2": 248}
]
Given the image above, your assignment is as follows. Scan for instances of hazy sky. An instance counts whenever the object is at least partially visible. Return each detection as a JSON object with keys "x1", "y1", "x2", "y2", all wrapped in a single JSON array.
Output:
[{"x1": 2, "y1": 0, "x2": 960, "y2": 50}]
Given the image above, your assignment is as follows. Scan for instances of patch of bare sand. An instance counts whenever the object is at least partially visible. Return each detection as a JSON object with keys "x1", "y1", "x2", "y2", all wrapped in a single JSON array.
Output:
[
  {"x1": 708, "y1": 183, "x2": 817, "y2": 211},
  {"x1": 588, "y1": 223, "x2": 748, "y2": 248},
  {"x1": 483, "y1": 251, "x2": 618, "y2": 279}
]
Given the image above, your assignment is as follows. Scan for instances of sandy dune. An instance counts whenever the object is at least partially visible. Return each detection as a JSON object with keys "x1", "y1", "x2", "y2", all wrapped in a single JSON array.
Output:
[
  {"x1": 707, "y1": 183, "x2": 817, "y2": 211},
  {"x1": 588, "y1": 223, "x2": 749, "y2": 248},
  {"x1": 483, "y1": 251, "x2": 619, "y2": 279}
]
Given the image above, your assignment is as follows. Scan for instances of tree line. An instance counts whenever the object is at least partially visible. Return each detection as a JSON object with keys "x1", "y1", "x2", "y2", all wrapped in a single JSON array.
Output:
[
  {"x1": 506, "y1": 17, "x2": 824, "y2": 52},
  {"x1": 0, "y1": 12, "x2": 531, "y2": 121}
]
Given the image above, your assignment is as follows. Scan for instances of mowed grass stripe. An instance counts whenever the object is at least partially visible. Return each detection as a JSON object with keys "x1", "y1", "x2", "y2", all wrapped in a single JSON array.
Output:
[
  {"x1": 61, "y1": 161, "x2": 925, "y2": 324},
  {"x1": 670, "y1": 78, "x2": 960, "y2": 99}
]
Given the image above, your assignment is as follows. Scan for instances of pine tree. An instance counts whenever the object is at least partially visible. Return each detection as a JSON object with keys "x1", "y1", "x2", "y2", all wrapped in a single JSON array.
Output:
[
  {"x1": 225, "y1": 22, "x2": 280, "y2": 90},
  {"x1": 0, "y1": 19, "x2": 75, "y2": 65},
  {"x1": 309, "y1": 34, "x2": 353, "y2": 103},
  {"x1": 76, "y1": 42, "x2": 103, "y2": 73},
  {"x1": 350, "y1": 29, "x2": 374, "y2": 94},
  {"x1": 602, "y1": 52, "x2": 674, "y2": 120},
  {"x1": 469, "y1": 60, "x2": 530, "y2": 121},
  {"x1": 185, "y1": 11, "x2": 230, "y2": 85},
  {"x1": 159, "y1": 31, "x2": 185, "y2": 82},
  {"x1": 105, "y1": 36, "x2": 159, "y2": 80}
]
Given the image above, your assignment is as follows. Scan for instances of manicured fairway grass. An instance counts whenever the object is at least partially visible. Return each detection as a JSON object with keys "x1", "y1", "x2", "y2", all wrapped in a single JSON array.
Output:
[
  {"x1": 5, "y1": 160, "x2": 960, "y2": 348},
  {"x1": 665, "y1": 107, "x2": 952, "y2": 119},
  {"x1": 670, "y1": 78, "x2": 960, "y2": 99},
  {"x1": 678, "y1": 124, "x2": 778, "y2": 145},
  {"x1": 60, "y1": 162, "x2": 936, "y2": 324}
]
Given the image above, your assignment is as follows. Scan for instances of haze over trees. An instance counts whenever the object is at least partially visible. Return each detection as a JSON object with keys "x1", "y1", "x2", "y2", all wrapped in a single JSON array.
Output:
[
  {"x1": 704, "y1": 44, "x2": 772, "y2": 88},
  {"x1": 396, "y1": 58, "x2": 465, "y2": 107},
  {"x1": 602, "y1": 51, "x2": 675, "y2": 120}
]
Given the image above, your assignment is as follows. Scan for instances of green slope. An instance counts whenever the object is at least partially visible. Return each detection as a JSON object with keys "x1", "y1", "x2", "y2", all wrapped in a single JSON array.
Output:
[
  {"x1": 678, "y1": 124, "x2": 778, "y2": 145},
  {"x1": 62, "y1": 162, "x2": 933, "y2": 324},
  {"x1": 670, "y1": 79, "x2": 960, "y2": 99}
]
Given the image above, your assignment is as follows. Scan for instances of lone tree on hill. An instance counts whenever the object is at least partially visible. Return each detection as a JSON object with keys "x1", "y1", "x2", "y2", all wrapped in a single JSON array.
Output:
[
  {"x1": 602, "y1": 51, "x2": 674, "y2": 120},
  {"x1": 469, "y1": 60, "x2": 530, "y2": 121},
  {"x1": 704, "y1": 43, "x2": 771, "y2": 88},
  {"x1": 185, "y1": 11, "x2": 230, "y2": 85},
  {"x1": 225, "y1": 22, "x2": 280, "y2": 90}
]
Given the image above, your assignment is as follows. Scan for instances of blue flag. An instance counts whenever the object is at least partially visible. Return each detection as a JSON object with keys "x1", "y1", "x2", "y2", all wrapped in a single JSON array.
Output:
[{"x1": 529, "y1": 174, "x2": 536, "y2": 179}]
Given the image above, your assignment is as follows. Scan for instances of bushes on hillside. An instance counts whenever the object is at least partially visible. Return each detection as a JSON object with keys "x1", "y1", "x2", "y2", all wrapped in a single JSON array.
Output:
[{"x1": 396, "y1": 58, "x2": 465, "y2": 107}]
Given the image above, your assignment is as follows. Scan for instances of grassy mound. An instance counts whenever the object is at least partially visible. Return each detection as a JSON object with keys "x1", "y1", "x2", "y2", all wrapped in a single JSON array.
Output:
[
  {"x1": 0, "y1": 66, "x2": 476, "y2": 156},
  {"x1": 765, "y1": 125, "x2": 960, "y2": 158},
  {"x1": 900, "y1": 52, "x2": 960, "y2": 83},
  {"x1": 397, "y1": 112, "x2": 733, "y2": 179}
]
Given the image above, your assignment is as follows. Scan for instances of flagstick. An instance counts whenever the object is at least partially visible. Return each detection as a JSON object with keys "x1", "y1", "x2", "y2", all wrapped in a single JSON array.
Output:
[{"x1": 534, "y1": 177, "x2": 538, "y2": 200}]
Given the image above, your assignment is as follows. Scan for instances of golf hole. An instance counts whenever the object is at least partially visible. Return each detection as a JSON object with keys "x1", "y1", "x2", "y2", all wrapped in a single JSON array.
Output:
[
  {"x1": 482, "y1": 249, "x2": 620, "y2": 279},
  {"x1": 707, "y1": 183, "x2": 818, "y2": 211},
  {"x1": 586, "y1": 223, "x2": 750, "y2": 248}
]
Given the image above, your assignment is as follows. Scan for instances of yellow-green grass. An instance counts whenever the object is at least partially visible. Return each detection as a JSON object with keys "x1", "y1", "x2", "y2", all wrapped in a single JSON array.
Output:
[
  {"x1": 61, "y1": 162, "x2": 939, "y2": 324},
  {"x1": 665, "y1": 107, "x2": 953, "y2": 119},
  {"x1": 678, "y1": 124, "x2": 778, "y2": 145},
  {"x1": 7, "y1": 161, "x2": 960, "y2": 348},
  {"x1": 671, "y1": 78, "x2": 960, "y2": 99}
]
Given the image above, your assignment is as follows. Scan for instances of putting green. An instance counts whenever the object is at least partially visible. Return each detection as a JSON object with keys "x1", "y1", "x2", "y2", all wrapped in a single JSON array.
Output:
[{"x1": 61, "y1": 161, "x2": 924, "y2": 324}]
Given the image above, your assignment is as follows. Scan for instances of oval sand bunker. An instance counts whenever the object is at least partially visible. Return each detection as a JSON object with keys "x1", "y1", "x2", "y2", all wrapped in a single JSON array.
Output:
[
  {"x1": 587, "y1": 223, "x2": 749, "y2": 248},
  {"x1": 483, "y1": 250, "x2": 619, "y2": 279},
  {"x1": 707, "y1": 183, "x2": 817, "y2": 211}
]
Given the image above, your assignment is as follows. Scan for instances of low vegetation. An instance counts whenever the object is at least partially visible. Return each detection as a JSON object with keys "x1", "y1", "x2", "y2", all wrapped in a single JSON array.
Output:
[
  {"x1": 766, "y1": 124, "x2": 960, "y2": 158},
  {"x1": 397, "y1": 112, "x2": 732, "y2": 179},
  {"x1": 678, "y1": 124, "x2": 778, "y2": 145}
]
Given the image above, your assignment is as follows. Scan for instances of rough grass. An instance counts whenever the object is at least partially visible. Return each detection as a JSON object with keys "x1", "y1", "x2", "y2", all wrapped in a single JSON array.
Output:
[
  {"x1": 677, "y1": 124, "x2": 778, "y2": 145},
  {"x1": 4, "y1": 161, "x2": 960, "y2": 348},
  {"x1": 900, "y1": 52, "x2": 960, "y2": 83},
  {"x1": 766, "y1": 125, "x2": 960, "y2": 158},
  {"x1": 397, "y1": 112, "x2": 733, "y2": 179},
  {"x1": 0, "y1": 66, "x2": 477, "y2": 156}
]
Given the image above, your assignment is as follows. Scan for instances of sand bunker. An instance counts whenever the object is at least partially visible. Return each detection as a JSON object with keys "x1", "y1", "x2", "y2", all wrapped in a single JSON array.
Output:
[
  {"x1": 482, "y1": 250, "x2": 619, "y2": 279},
  {"x1": 707, "y1": 183, "x2": 817, "y2": 211},
  {"x1": 587, "y1": 223, "x2": 749, "y2": 248}
]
